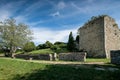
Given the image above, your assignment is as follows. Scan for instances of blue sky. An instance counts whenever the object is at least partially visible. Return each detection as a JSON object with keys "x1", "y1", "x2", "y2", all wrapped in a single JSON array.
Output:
[{"x1": 0, "y1": 0, "x2": 120, "y2": 45}]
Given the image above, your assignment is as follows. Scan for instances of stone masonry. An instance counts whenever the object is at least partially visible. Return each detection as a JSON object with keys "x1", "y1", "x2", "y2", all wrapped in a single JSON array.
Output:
[
  {"x1": 58, "y1": 52, "x2": 86, "y2": 61},
  {"x1": 78, "y1": 15, "x2": 120, "y2": 58}
]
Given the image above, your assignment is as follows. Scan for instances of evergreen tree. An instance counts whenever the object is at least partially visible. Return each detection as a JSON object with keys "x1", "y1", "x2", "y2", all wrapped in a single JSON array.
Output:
[
  {"x1": 76, "y1": 35, "x2": 79, "y2": 44},
  {"x1": 67, "y1": 32, "x2": 75, "y2": 51}
]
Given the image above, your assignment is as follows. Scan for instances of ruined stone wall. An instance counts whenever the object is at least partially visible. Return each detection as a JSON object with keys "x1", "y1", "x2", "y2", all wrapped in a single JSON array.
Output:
[
  {"x1": 104, "y1": 16, "x2": 120, "y2": 58},
  {"x1": 58, "y1": 52, "x2": 86, "y2": 61},
  {"x1": 14, "y1": 54, "x2": 53, "y2": 60},
  {"x1": 79, "y1": 17, "x2": 106, "y2": 57},
  {"x1": 78, "y1": 15, "x2": 120, "y2": 58}
]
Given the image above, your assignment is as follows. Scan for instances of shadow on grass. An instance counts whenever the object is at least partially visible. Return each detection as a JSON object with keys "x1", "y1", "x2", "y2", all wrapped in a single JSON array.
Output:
[{"x1": 11, "y1": 64, "x2": 120, "y2": 80}]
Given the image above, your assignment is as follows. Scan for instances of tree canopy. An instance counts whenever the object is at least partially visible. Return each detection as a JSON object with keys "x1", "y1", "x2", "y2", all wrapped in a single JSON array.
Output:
[
  {"x1": 23, "y1": 42, "x2": 36, "y2": 52},
  {"x1": 67, "y1": 32, "x2": 76, "y2": 51},
  {"x1": 0, "y1": 18, "x2": 32, "y2": 56}
]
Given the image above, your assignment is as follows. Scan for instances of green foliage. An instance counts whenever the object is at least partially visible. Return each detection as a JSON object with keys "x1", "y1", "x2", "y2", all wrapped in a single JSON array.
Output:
[
  {"x1": 36, "y1": 44, "x2": 46, "y2": 49},
  {"x1": 75, "y1": 35, "x2": 79, "y2": 44},
  {"x1": 0, "y1": 18, "x2": 32, "y2": 56},
  {"x1": 85, "y1": 15, "x2": 109, "y2": 26},
  {"x1": 51, "y1": 42, "x2": 68, "y2": 53},
  {"x1": 45, "y1": 41, "x2": 53, "y2": 48},
  {"x1": 23, "y1": 42, "x2": 36, "y2": 52},
  {"x1": 50, "y1": 45, "x2": 59, "y2": 51},
  {"x1": 67, "y1": 32, "x2": 76, "y2": 51},
  {"x1": 37, "y1": 41, "x2": 53, "y2": 49},
  {"x1": 54, "y1": 42, "x2": 65, "y2": 45}
]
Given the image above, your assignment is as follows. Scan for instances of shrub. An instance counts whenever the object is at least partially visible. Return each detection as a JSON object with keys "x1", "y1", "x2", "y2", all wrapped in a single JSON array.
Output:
[{"x1": 23, "y1": 42, "x2": 36, "y2": 52}]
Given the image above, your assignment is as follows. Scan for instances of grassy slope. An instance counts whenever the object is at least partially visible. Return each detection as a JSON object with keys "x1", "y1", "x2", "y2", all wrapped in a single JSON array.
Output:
[
  {"x1": 0, "y1": 58, "x2": 120, "y2": 80},
  {"x1": 15, "y1": 49, "x2": 54, "y2": 54},
  {"x1": 29, "y1": 48, "x2": 54, "y2": 54}
]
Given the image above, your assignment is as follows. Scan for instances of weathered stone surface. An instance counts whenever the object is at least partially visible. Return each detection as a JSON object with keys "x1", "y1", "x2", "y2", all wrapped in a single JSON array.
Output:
[
  {"x1": 14, "y1": 54, "x2": 53, "y2": 60},
  {"x1": 58, "y1": 52, "x2": 86, "y2": 61},
  {"x1": 110, "y1": 50, "x2": 120, "y2": 64},
  {"x1": 78, "y1": 15, "x2": 120, "y2": 58}
]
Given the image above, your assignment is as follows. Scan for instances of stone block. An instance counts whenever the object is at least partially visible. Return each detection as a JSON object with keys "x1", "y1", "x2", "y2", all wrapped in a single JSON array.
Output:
[{"x1": 110, "y1": 50, "x2": 120, "y2": 64}]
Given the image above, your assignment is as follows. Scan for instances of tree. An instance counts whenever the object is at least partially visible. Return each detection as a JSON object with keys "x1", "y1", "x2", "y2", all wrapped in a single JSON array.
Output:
[
  {"x1": 37, "y1": 41, "x2": 53, "y2": 49},
  {"x1": 67, "y1": 32, "x2": 76, "y2": 51},
  {"x1": 23, "y1": 42, "x2": 36, "y2": 52},
  {"x1": 45, "y1": 41, "x2": 53, "y2": 48},
  {"x1": 54, "y1": 41, "x2": 67, "y2": 48},
  {"x1": 0, "y1": 19, "x2": 32, "y2": 57},
  {"x1": 75, "y1": 35, "x2": 79, "y2": 44}
]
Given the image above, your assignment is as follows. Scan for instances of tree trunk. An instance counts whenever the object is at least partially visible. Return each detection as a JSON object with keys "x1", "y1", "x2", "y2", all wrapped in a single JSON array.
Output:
[{"x1": 10, "y1": 46, "x2": 17, "y2": 57}]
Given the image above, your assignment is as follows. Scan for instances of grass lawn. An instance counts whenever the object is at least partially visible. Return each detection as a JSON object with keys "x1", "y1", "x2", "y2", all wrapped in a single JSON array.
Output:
[
  {"x1": 0, "y1": 58, "x2": 120, "y2": 80},
  {"x1": 29, "y1": 48, "x2": 54, "y2": 54},
  {"x1": 15, "y1": 48, "x2": 54, "y2": 54},
  {"x1": 86, "y1": 58, "x2": 110, "y2": 63}
]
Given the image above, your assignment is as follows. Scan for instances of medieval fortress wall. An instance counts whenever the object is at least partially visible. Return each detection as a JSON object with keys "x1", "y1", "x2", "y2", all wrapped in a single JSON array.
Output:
[
  {"x1": 104, "y1": 16, "x2": 120, "y2": 58},
  {"x1": 78, "y1": 15, "x2": 120, "y2": 58}
]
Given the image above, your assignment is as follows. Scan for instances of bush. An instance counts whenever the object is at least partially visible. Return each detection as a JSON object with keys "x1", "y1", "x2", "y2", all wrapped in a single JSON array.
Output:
[
  {"x1": 23, "y1": 42, "x2": 36, "y2": 52},
  {"x1": 37, "y1": 41, "x2": 53, "y2": 49}
]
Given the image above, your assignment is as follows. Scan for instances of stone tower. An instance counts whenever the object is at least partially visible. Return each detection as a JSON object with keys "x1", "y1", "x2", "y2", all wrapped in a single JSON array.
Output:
[{"x1": 78, "y1": 15, "x2": 120, "y2": 58}]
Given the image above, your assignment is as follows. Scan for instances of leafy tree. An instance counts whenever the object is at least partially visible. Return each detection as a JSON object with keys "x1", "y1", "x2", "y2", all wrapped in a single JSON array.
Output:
[
  {"x1": 54, "y1": 42, "x2": 65, "y2": 45},
  {"x1": 50, "y1": 45, "x2": 59, "y2": 51},
  {"x1": 54, "y1": 41, "x2": 67, "y2": 48},
  {"x1": 37, "y1": 41, "x2": 53, "y2": 49},
  {"x1": 67, "y1": 32, "x2": 76, "y2": 51},
  {"x1": 36, "y1": 44, "x2": 46, "y2": 49},
  {"x1": 45, "y1": 41, "x2": 53, "y2": 48},
  {"x1": 0, "y1": 19, "x2": 32, "y2": 57},
  {"x1": 23, "y1": 42, "x2": 36, "y2": 52}
]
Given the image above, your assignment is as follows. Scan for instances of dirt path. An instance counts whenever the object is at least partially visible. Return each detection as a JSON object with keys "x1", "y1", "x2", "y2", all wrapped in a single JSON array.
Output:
[
  {"x1": 28, "y1": 60, "x2": 105, "y2": 65},
  {"x1": 0, "y1": 57, "x2": 105, "y2": 65}
]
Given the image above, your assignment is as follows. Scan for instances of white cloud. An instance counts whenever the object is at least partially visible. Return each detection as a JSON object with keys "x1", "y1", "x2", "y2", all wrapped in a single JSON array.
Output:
[
  {"x1": 0, "y1": 1, "x2": 25, "y2": 21},
  {"x1": 31, "y1": 27, "x2": 78, "y2": 45},
  {"x1": 50, "y1": 11, "x2": 60, "y2": 17},
  {"x1": 57, "y1": 1, "x2": 66, "y2": 9},
  {"x1": 0, "y1": 11, "x2": 10, "y2": 21}
]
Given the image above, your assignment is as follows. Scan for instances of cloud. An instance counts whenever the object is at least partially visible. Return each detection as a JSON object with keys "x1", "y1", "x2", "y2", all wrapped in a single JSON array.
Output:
[
  {"x1": 57, "y1": 1, "x2": 66, "y2": 9},
  {"x1": 31, "y1": 27, "x2": 78, "y2": 45},
  {"x1": 0, "y1": 11, "x2": 10, "y2": 21},
  {"x1": 50, "y1": 11, "x2": 60, "y2": 17},
  {"x1": 0, "y1": 1, "x2": 25, "y2": 21}
]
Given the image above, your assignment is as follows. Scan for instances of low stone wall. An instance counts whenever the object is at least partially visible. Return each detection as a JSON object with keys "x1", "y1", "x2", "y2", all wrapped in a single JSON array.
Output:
[
  {"x1": 14, "y1": 54, "x2": 29, "y2": 60},
  {"x1": 14, "y1": 54, "x2": 53, "y2": 60},
  {"x1": 58, "y1": 52, "x2": 86, "y2": 62},
  {"x1": 110, "y1": 50, "x2": 120, "y2": 64}
]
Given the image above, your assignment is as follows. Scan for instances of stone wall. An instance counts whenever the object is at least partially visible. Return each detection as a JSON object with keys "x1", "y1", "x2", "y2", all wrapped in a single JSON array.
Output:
[
  {"x1": 58, "y1": 52, "x2": 86, "y2": 61},
  {"x1": 104, "y1": 16, "x2": 120, "y2": 58},
  {"x1": 78, "y1": 15, "x2": 120, "y2": 58},
  {"x1": 14, "y1": 54, "x2": 53, "y2": 60},
  {"x1": 78, "y1": 16, "x2": 105, "y2": 58},
  {"x1": 110, "y1": 50, "x2": 120, "y2": 64}
]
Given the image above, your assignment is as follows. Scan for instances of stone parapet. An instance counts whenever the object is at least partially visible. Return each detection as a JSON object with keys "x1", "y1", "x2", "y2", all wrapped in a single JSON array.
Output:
[{"x1": 58, "y1": 52, "x2": 86, "y2": 62}]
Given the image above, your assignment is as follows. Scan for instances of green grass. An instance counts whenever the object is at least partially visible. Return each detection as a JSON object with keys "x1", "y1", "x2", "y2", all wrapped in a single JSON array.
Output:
[
  {"x1": 29, "y1": 48, "x2": 54, "y2": 54},
  {"x1": 0, "y1": 58, "x2": 120, "y2": 80},
  {"x1": 86, "y1": 58, "x2": 110, "y2": 63}
]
